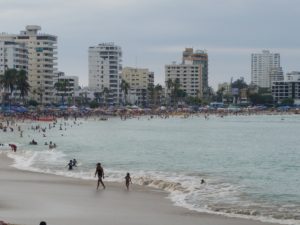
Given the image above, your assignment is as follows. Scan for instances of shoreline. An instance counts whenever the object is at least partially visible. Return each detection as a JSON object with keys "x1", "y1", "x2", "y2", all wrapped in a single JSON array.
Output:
[{"x1": 0, "y1": 152, "x2": 281, "y2": 225}]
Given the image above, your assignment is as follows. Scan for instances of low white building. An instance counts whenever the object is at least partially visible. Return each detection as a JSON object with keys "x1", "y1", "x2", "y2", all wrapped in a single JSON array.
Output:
[
  {"x1": 272, "y1": 71, "x2": 300, "y2": 103},
  {"x1": 54, "y1": 75, "x2": 79, "y2": 104}
]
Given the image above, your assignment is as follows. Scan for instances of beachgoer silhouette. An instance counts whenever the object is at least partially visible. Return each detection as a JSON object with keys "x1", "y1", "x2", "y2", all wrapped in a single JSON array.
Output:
[
  {"x1": 72, "y1": 159, "x2": 77, "y2": 167},
  {"x1": 125, "y1": 173, "x2": 132, "y2": 190},
  {"x1": 94, "y1": 163, "x2": 105, "y2": 189},
  {"x1": 201, "y1": 179, "x2": 205, "y2": 184},
  {"x1": 67, "y1": 160, "x2": 73, "y2": 170}
]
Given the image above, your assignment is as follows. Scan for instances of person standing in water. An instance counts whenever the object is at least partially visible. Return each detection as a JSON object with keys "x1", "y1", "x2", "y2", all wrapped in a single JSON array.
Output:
[
  {"x1": 95, "y1": 163, "x2": 105, "y2": 189},
  {"x1": 67, "y1": 160, "x2": 73, "y2": 170},
  {"x1": 125, "y1": 173, "x2": 132, "y2": 190}
]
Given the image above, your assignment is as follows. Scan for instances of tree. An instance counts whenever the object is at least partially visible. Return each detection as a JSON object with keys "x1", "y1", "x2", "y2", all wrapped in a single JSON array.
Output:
[
  {"x1": 173, "y1": 78, "x2": 181, "y2": 107},
  {"x1": 102, "y1": 87, "x2": 110, "y2": 107},
  {"x1": 54, "y1": 79, "x2": 70, "y2": 105},
  {"x1": 281, "y1": 98, "x2": 294, "y2": 106},
  {"x1": 154, "y1": 84, "x2": 163, "y2": 106},
  {"x1": 231, "y1": 78, "x2": 248, "y2": 89},
  {"x1": 120, "y1": 79, "x2": 130, "y2": 105},
  {"x1": 166, "y1": 78, "x2": 174, "y2": 106},
  {"x1": 147, "y1": 83, "x2": 155, "y2": 107},
  {"x1": 32, "y1": 87, "x2": 44, "y2": 105},
  {"x1": 0, "y1": 69, "x2": 18, "y2": 104},
  {"x1": 94, "y1": 92, "x2": 101, "y2": 104},
  {"x1": 16, "y1": 70, "x2": 30, "y2": 104},
  {"x1": 249, "y1": 93, "x2": 273, "y2": 105}
]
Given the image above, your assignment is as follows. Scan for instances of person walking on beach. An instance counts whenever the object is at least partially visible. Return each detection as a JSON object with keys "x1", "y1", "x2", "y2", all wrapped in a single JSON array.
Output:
[
  {"x1": 125, "y1": 172, "x2": 132, "y2": 190},
  {"x1": 95, "y1": 162, "x2": 105, "y2": 189}
]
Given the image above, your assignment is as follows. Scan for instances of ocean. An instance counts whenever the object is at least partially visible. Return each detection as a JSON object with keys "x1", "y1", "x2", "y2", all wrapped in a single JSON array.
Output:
[{"x1": 1, "y1": 114, "x2": 299, "y2": 225}]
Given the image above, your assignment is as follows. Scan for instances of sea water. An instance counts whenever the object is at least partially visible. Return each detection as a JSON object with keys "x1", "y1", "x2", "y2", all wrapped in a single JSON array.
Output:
[{"x1": 1, "y1": 115, "x2": 300, "y2": 224}]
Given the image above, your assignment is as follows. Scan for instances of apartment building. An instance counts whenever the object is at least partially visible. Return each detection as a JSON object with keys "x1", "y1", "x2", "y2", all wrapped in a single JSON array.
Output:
[
  {"x1": 251, "y1": 50, "x2": 281, "y2": 88},
  {"x1": 0, "y1": 25, "x2": 58, "y2": 104},
  {"x1": 88, "y1": 43, "x2": 122, "y2": 105},
  {"x1": 0, "y1": 41, "x2": 28, "y2": 75},
  {"x1": 272, "y1": 71, "x2": 300, "y2": 103},
  {"x1": 182, "y1": 48, "x2": 208, "y2": 95},
  {"x1": 165, "y1": 61, "x2": 202, "y2": 98}
]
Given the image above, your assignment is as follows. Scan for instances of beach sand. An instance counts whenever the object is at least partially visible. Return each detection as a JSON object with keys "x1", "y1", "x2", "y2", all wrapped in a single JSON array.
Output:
[{"x1": 0, "y1": 153, "x2": 279, "y2": 225}]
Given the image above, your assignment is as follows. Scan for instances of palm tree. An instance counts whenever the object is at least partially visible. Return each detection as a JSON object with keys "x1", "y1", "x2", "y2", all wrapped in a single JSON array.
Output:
[
  {"x1": 32, "y1": 87, "x2": 44, "y2": 105},
  {"x1": 94, "y1": 92, "x2": 101, "y2": 104},
  {"x1": 166, "y1": 78, "x2": 174, "y2": 106},
  {"x1": 120, "y1": 79, "x2": 130, "y2": 105},
  {"x1": 154, "y1": 84, "x2": 163, "y2": 106},
  {"x1": 54, "y1": 79, "x2": 70, "y2": 105},
  {"x1": 16, "y1": 70, "x2": 30, "y2": 104},
  {"x1": 102, "y1": 87, "x2": 110, "y2": 107},
  {"x1": 0, "y1": 69, "x2": 18, "y2": 106},
  {"x1": 147, "y1": 83, "x2": 155, "y2": 107}
]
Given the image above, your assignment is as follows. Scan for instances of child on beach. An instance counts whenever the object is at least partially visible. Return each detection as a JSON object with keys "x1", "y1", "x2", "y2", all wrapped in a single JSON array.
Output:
[{"x1": 125, "y1": 173, "x2": 132, "y2": 190}]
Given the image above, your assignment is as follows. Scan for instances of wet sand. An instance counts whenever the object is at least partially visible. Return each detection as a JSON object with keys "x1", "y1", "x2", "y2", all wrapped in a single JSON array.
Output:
[{"x1": 0, "y1": 153, "x2": 279, "y2": 225}]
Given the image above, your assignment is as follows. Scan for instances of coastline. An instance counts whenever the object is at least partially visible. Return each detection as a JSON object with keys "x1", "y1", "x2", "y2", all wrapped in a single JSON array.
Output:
[{"x1": 0, "y1": 153, "x2": 280, "y2": 225}]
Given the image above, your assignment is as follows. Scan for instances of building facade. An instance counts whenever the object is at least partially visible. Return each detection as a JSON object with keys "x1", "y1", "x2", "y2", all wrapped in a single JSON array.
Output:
[
  {"x1": 0, "y1": 25, "x2": 58, "y2": 104},
  {"x1": 251, "y1": 50, "x2": 281, "y2": 88},
  {"x1": 182, "y1": 48, "x2": 208, "y2": 95},
  {"x1": 54, "y1": 74, "x2": 79, "y2": 105},
  {"x1": 165, "y1": 61, "x2": 202, "y2": 98},
  {"x1": 121, "y1": 67, "x2": 154, "y2": 106},
  {"x1": 0, "y1": 41, "x2": 28, "y2": 75},
  {"x1": 272, "y1": 71, "x2": 300, "y2": 103},
  {"x1": 88, "y1": 43, "x2": 122, "y2": 105}
]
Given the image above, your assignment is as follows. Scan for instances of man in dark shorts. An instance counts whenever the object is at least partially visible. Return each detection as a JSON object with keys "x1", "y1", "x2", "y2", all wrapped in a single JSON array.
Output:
[{"x1": 94, "y1": 162, "x2": 105, "y2": 189}]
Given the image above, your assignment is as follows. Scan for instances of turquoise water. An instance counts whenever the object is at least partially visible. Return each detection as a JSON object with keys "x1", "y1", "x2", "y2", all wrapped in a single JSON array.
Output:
[{"x1": 1, "y1": 115, "x2": 300, "y2": 224}]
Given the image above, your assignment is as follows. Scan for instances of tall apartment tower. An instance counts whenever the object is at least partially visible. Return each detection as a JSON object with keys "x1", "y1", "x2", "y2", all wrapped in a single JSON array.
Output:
[
  {"x1": 182, "y1": 48, "x2": 208, "y2": 95},
  {"x1": 251, "y1": 50, "x2": 281, "y2": 88},
  {"x1": 88, "y1": 43, "x2": 122, "y2": 105},
  {"x1": 0, "y1": 25, "x2": 58, "y2": 104}
]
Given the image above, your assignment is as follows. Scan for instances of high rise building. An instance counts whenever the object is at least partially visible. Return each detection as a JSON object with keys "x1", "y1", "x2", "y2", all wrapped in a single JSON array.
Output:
[
  {"x1": 0, "y1": 25, "x2": 58, "y2": 104},
  {"x1": 88, "y1": 43, "x2": 122, "y2": 105},
  {"x1": 182, "y1": 48, "x2": 208, "y2": 95},
  {"x1": 121, "y1": 67, "x2": 154, "y2": 106},
  {"x1": 251, "y1": 50, "x2": 281, "y2": 88}
]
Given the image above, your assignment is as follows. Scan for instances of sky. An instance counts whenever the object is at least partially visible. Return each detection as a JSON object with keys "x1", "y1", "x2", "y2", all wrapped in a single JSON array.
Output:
[{"x1": 1, "y1": 0, "x2": 300, "y2": 90}]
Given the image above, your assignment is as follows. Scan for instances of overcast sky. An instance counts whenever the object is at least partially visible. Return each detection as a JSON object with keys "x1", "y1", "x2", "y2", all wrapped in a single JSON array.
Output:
[{"x1": 1, "y1": 0, "x2": 300, "y2": 89}]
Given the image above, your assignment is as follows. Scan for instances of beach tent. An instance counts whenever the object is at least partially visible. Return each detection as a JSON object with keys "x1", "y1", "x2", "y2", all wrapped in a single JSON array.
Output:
[{"x1": 59, "y1": 105, "x2": 68, "y2": 110}]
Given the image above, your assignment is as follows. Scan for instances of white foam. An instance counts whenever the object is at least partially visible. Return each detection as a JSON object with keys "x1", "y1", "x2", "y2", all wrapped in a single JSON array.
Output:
[{"x1": 4, "y1": 150, "x2": 300, "y2": 225}]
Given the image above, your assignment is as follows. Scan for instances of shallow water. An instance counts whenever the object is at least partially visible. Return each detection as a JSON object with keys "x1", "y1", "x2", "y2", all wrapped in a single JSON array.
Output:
[{"x1": 1, "y1": 114, "x2": 300, "y2": 224}]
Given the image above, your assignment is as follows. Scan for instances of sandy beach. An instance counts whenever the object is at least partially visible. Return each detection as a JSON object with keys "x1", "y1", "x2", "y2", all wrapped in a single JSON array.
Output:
[{"x1": 0, "y1": 153, "x2": 281, "y2": 225}]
